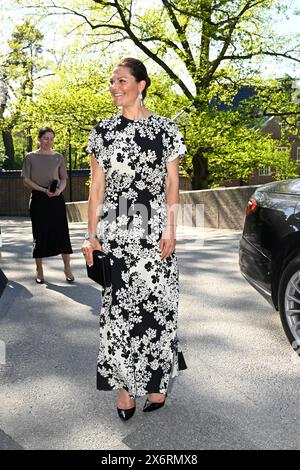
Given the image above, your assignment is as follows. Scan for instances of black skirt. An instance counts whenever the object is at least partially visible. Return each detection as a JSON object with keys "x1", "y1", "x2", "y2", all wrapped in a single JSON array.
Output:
[{"x1": 29, "y1": 190, "x2": 73, "y2": 258}]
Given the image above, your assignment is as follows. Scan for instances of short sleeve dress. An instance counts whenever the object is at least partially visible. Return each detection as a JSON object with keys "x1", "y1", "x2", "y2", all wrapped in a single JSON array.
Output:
[{"x1": 88, "y1": 113, "x2": 187, "y2": 398}]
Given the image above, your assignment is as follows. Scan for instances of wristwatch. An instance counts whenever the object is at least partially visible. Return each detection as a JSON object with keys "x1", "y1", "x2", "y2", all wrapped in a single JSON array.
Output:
[{"x1": 84, "y1": 233, "x2": 98, "y2": 240}]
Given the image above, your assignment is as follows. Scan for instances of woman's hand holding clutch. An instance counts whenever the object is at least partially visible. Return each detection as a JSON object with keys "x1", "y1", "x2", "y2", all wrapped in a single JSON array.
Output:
[
  {"x1": 48, "y1": 188, "x2": 62, "y2": 198},
  {"x1": 81, "y1": 238, "x2": 102, "y2": 266}
]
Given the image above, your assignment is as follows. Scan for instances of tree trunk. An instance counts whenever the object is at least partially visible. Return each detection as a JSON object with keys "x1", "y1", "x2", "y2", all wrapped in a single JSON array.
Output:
[
  {"x1": 27, "y1": 134, "x2": 33, "y2": 153},
  {"x1": 2, "y1": 130, "x2": 15, "y2": 169},
  {"x1": 192, "y1": 148, "x2": 209, "y2": 190},
  {"x1": 74, "y1": 150, "x2": 77, "y2": 169}
]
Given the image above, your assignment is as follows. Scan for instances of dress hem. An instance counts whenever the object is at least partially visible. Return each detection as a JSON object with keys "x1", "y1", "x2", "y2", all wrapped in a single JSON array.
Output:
[{"x1": 32, "y1": 250, "x2": 73, "y2": 258}]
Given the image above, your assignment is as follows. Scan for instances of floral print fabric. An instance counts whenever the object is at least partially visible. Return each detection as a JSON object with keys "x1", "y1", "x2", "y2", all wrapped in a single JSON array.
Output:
[{"x1": 88, "y1": 113, "x2": 187, "y2": 398}]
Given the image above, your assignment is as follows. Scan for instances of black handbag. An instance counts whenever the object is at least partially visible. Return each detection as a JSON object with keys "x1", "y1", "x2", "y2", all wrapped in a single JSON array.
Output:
[
  {"x1": 49, "y1": 179, "x2": 58, "y2": 193},
  {"x1": 86, "y1": 250, "x2": 111, "y2": 288}
]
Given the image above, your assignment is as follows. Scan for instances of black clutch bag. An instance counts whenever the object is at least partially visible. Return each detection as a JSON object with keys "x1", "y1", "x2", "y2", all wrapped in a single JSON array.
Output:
[
  {"x1": 49, "y1": 179, "x2": 58, "y2": 193},
  {"x1": 86, "y1": 250, "x2": 111, "y2": 288}
]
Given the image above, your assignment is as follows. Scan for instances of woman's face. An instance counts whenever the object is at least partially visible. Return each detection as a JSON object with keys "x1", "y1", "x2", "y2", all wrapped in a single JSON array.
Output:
[
  {"x1": 109, "y1": 66, "x2": 145, "y2": 107},
  {"x1": 38, "y1": 132, "x2": 54, "y2": 150}
]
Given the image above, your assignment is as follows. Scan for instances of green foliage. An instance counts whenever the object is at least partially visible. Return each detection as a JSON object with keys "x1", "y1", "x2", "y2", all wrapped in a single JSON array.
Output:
[
  {"x1": 5, "y1": 19, "x2": 45, "y2": 109},
  {"x1": 14, "y1": 58, "x2": 187, "y2": 168},
  {"x1": 0, "y1": 19, "x2": 48, "y2": 167},
  {"x1": 7, "y1": 19, "x2": 43, "y2": 74},
  {"x1": 15, "y1": 61, "x2": 111, "y2": 167},
  {"x1": 0, "y1": 149, "x2": 7, "y2": 170},
  {"x1": 184, "y1": 107, "x2": 298, "y2": 186},
  {"x1": 142, "y1": 74, "x2": 189, "y2": 118},
  {"x1": 4, "y1": 1, "x2": 300, "y2": 187},
  {"x1": 16, "y1": 0, "x2": 299, "y2": 105}
]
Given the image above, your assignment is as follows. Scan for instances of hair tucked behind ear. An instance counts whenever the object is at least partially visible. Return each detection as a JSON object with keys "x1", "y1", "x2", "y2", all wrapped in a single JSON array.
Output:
[
  {"x1": 117, "y1": 58, "x2": 151, "y2": 99},
  {"x1": 38, "y1": 127, "x2": 55, "y2": 138}
]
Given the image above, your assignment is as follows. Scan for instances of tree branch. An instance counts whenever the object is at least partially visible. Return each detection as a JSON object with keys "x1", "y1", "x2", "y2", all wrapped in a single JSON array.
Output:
[
  {"x1": 221, "y1": 50, "x2": 300, "y2": 63},
  {"x1": 35, "y1": 1, "x2": 194, "y2": 100},
  {"x1": 263, "y1": 110, "x2": 300, "y2": 117},
  {"x1": 208, "y1": 0, "x2": 272, "y2": 81},
  {"x1": 40, "y1": 3, "x2": 125, "y2": 31},
  {"x1": 111, "y1": 0, "x2": 194, "y2": 100},
  {"x1": 139, "y1": 36, "x2": 185, "y2": 60},
  {"x1": 162, "y1": 0, "x2": 196, "y2": 76}
]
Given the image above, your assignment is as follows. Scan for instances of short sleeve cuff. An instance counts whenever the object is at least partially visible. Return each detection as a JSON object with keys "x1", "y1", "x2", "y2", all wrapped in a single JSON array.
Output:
[
  {"x1": 166, "y1": 128, "x2": 187, "y2": 163},
  {"x1": 87, "y1": 128, "x2": 96, "y2": 155}
]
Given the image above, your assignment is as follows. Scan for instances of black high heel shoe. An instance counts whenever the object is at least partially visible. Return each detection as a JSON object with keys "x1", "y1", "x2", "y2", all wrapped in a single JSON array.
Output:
[
  {"x1": 64, "y1": 270, "x2": 75, "y2": 283},
  {"x1": 143, "y1": 397, "x2": 166, "y2": 412},
  {"x1": 35, "y1": 272, "x2": 44, "y2": 284},
  {"x1": 117, "y1": 406, "x2": 136, "y2": 421}
]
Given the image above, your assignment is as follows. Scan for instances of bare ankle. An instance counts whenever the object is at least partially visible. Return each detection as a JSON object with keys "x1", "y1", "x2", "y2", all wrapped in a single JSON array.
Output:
[{"x1": 147, "y1": 393, "x2": 166, "y2": 403}]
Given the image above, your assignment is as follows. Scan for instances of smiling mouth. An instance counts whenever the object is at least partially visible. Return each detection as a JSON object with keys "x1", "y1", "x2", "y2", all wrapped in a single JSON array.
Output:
[{"x1": 114, "y1": 94, "x2": 124, "y2": 97}]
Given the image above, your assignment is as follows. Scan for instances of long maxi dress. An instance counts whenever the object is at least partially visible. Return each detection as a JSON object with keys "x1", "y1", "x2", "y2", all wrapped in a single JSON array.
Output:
[{"x1": 87, "y1": 113, "x2": 187, "y2": 398}]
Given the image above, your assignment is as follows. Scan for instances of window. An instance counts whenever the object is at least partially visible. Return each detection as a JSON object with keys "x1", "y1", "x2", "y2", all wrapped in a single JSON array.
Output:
[
  {"x1": 258, "y1": 166, "x2": 272, "y2": 176},
  {"x1": 296, "y1": 147, "x2": 300, "y2": 165}
]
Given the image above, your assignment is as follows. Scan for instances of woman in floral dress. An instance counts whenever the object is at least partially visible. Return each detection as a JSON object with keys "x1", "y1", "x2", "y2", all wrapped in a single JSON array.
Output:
[{"x1": 82, "y1": 58, "x2": 187, "y2": 421}]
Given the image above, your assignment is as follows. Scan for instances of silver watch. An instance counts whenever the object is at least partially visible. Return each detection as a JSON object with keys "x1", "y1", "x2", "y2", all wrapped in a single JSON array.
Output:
[{"x1": 84, "y1": 233, "x2": 98, "y2": 240}]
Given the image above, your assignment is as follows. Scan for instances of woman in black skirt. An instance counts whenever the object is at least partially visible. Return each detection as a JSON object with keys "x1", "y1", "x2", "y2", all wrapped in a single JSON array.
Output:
[{"x1": 22, "y1": 127, "x2": 74, "y2": 284}]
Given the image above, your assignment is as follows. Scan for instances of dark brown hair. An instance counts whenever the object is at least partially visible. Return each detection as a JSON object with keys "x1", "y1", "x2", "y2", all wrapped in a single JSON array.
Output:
[
  {"x1": 117, "y1": 57, "x2": 151, "y2": 99},
  {"x1": 38, "y1": 127, "x2": 55, "y2": 138}
]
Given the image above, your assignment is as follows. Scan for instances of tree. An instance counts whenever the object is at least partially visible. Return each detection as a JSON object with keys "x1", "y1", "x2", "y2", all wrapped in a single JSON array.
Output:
[
  {"x1": 20, "y1": 57, "x2": 187, "y2": 169},
  {"x1": 0, "y1": 66, "x2": 14, "y2": 169},
  {"x1": 1, "y1": 20, "x2": 45, "y2": 168},
  {"x1": 23, "y1": 61, "x2": 113, "y2": 168},
  {"x1": 25, "y1": 1, "x2": 299, "y2": 103},
  {"x1": 18, "y1": 0, "x2": 300, "y2": 186},
  {"x1": 184, "y1": 108, "x2": 298, "y2": 187}
]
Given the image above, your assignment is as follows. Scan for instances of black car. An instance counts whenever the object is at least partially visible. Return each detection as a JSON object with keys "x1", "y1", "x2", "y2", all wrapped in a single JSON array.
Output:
[{"x1": 239, "y1": 178, "x2": 300, "y2": 354}]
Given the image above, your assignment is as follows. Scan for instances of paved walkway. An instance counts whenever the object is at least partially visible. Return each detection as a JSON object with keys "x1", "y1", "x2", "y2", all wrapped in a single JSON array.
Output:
[{"x1": 1, "y1": 217, "x2": 300, "y2": 450}]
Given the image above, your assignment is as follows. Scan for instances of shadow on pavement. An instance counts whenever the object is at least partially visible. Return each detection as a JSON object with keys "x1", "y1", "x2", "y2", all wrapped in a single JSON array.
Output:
[
  {"x1": 44, "y1": 282, "x2": 102, "y2": 315},
  {"x1": 0, "y1": 429, "x2": 23, "y2": 450},
  {"x1": 0, "y1": 281, "x2": 32, "y2": 320}
]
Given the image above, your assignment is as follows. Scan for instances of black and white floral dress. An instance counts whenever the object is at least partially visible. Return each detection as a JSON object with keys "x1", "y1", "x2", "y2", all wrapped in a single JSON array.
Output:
[{"x1": 88, "y1": 113, "x2": 187, "y2": 398}]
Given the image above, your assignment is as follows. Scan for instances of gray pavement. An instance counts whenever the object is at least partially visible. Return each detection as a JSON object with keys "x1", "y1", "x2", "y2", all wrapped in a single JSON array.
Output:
[{"x1": 1, "y1": 217, "x2": 300, "y2": 450}]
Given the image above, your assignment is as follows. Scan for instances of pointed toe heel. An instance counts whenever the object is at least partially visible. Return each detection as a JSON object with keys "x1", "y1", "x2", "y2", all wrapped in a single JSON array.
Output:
[
  {"x1": 35, "y1": 271, "x2": 44, "y2": 284},
  {"x1": 117, "y1": 406, "x2": 136, "y2": 421},
  {"x1": 64, "y1": 271, "x2": 75, "y2": 283},
  {"x1": 143, "y1": 399, "x2": 165, "y2": 412}
]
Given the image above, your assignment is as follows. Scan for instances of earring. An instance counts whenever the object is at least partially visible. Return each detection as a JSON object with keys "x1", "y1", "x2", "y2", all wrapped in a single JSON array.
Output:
[{"x1": 139, "y1": 93, "x2": 143, "y2": 101}]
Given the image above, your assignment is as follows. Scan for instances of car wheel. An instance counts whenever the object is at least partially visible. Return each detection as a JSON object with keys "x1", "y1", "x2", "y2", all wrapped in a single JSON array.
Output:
[{"x1": 278, "y1": 256, "x2": 300, "y2": 354}]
